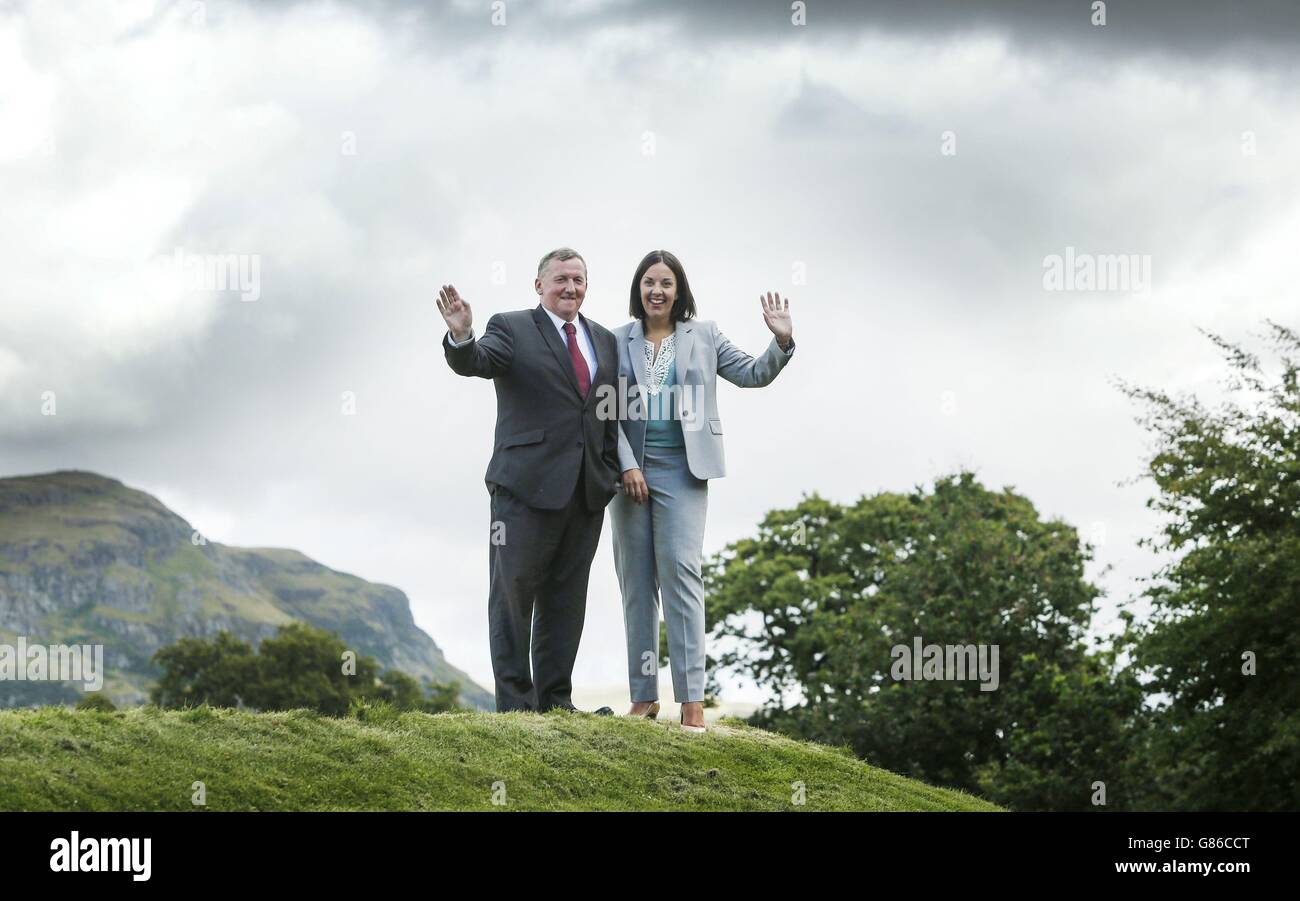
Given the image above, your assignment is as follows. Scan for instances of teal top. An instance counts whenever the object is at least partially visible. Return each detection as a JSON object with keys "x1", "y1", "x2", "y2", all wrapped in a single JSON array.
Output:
[{"x1": 644, "y1": 356, "x2": 685, "y2": 448}]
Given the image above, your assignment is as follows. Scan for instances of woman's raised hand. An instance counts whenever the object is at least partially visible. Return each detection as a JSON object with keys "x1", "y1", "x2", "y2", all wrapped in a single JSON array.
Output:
[{"x1": 760, "y1": 291, "x2": 793, "y2": 347}]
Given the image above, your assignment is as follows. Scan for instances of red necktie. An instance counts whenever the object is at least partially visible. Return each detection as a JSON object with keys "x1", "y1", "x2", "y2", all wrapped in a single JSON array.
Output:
[{"x1": 563, "y1": 322, "x2": 591, "y2": 398}]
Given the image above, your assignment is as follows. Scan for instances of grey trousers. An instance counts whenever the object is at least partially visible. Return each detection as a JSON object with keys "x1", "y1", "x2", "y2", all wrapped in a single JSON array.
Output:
[{"x1": 610, "y1": 444, "x2": 709, "y2": 703}]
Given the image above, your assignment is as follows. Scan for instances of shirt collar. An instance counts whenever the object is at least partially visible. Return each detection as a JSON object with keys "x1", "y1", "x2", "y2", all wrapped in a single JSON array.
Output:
[{"x1": 541, "y1": 304, "x2": 578, "y2": 333}]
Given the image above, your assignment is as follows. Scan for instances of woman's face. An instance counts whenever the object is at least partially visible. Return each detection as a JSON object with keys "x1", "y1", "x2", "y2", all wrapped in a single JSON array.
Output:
[{"x1": 639, "y1": 261, "x2": 677, "y2": 327}]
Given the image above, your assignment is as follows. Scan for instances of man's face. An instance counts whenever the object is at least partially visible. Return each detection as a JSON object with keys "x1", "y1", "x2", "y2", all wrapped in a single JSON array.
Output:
[{"x1": 536, "y1": 257, "x2": 587, "y2": 320}]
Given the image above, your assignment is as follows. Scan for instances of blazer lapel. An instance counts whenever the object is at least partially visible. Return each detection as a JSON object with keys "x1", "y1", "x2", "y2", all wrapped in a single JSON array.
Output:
[
  {"x1": 627, "y1": 318, "x2": 647, "y2": 393},
  {"x1": 533, "y1": 304, "x2": 582, "y2": 398},
  {"x1": 672, "y1": 322, "x2": 698, "y2": 424},
  {"x1": 674, "y1": 321, "x2": 694, "y2": 379}
]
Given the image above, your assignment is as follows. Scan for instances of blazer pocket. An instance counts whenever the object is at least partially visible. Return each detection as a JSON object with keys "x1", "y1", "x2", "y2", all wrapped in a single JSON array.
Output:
[
  {"x1": 708, "y1": 419, "x2": 723, "y2": 435},
  {"x1": 498, "y1": 428, "x2": 545, "y2": 449}
]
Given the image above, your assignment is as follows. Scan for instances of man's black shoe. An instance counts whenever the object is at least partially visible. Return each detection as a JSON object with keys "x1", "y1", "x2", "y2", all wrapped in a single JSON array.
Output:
[{"x1": 545, "y1": 703, "x2": 614, "y2": 715}]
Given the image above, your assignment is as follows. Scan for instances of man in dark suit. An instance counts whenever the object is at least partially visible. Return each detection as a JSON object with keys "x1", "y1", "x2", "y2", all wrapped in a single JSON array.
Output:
[{"x1": 438, "y1": 248, "x2": 619, "y2": 713}]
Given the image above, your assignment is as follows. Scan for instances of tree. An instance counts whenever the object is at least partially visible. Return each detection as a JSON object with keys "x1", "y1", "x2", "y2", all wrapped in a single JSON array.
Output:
[
  {"x1": 246, "y1": 622, "x2": 380, "y2": 716},
  {"x1": 151, "y1": 631, "x2": 258, "y2": 708},
  {"x1": 151, "y1": 623, "x2": 462, "y2": 716},
  {"x1": 1116, "y1": 321, "x2": 1300, "y2": 810},
  {"x1": 373, "y1": 669, "x2": 462, "y2": 713},
  {"x1": 420, "y1": 678, "x2": 463, "y2": 714},
  {"x1": 704, "y1": 473, "x2": 1143, "y2": 808}
]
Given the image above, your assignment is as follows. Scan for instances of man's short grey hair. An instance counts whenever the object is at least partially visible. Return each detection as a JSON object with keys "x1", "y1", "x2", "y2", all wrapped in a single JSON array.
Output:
[{"x1": 537, "y1": 247, "x2": 587, "y2": 279}]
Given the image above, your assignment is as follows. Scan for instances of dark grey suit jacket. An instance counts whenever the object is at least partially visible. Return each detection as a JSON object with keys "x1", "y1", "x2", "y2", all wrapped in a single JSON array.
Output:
[{"x1": 444, "y1": 304, "x2": 621, "y2": 511}]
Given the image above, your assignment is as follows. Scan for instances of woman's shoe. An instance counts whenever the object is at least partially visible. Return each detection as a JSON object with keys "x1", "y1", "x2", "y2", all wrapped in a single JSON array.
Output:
[
  {"x1": 628, "y1": 701, "x2": 660, "y2": 719},
  {"x1": 679, "y1": 708, "x2": 706, "y2": 734}
]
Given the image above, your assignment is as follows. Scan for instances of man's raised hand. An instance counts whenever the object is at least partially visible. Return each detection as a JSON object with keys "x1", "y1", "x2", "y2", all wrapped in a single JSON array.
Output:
[{"x1": 437, "y1": 284, "x2": 473, "y2": 342}]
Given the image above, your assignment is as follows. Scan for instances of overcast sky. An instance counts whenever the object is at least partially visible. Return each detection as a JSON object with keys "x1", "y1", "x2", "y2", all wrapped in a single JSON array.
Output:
[{"x1": 2, "y1": 0, "x2": 1297, "y2": 704}]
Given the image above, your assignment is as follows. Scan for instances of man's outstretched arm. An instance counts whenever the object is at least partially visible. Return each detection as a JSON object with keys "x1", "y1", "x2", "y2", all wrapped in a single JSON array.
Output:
[{"x1": 437, "y1": 283, "x2": 513, "y2": 378}]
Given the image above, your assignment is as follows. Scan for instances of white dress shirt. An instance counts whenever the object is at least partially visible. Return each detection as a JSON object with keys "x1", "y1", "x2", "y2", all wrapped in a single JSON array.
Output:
[{"x1": 447, "y1": 304, "x2": 598, "y2": 380}]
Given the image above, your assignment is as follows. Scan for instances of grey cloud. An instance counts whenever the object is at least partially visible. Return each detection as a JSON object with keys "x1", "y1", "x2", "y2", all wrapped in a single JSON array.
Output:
[
  {"x1": 602, "y1": 0, "x2": 1300, "y2": 63},
  {"x1": 322, "y1": 0, "x2": 1300, "y2": 66}
]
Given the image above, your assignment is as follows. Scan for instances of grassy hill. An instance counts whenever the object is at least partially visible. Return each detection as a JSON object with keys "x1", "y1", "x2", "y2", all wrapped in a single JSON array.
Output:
[{"x1": 0, "y1": 705, "x2": 1002, "y2": 812}]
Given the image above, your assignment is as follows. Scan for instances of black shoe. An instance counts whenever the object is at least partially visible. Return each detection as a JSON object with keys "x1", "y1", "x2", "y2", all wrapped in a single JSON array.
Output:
[{"x1": 545, "y1": 703, "x2": 614, "y2": 716}]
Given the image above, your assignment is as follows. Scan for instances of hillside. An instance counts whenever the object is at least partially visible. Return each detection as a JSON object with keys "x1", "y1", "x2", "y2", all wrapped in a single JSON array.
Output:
[
  {"x1": 0, "y1": 705, "x2": 1002, "y2": 811},
  {"x1": 0, "y1": 470, "x2": 492, "y2": 709}
]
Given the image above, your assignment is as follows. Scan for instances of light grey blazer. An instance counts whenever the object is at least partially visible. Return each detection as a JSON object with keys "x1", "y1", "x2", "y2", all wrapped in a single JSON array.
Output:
[{"x1": 613, "y1": 317, "x2": 795, "y2": 480}]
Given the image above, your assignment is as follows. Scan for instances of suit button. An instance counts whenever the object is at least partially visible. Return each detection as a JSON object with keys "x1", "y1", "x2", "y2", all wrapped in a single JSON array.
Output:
[{"x1": 576, "y1": 440, "x2": 584, "y2": 447}]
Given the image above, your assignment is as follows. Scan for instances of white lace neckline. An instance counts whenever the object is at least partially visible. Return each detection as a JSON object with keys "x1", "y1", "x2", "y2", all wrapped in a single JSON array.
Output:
[{"x1": 643, "y1": 332, "x2": 676, "y2": 396}]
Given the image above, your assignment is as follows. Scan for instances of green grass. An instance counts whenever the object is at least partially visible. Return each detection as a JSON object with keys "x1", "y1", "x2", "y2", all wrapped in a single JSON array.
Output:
[{"x1": 0, "y1": 706, "x2": 1002, "y2": 812}]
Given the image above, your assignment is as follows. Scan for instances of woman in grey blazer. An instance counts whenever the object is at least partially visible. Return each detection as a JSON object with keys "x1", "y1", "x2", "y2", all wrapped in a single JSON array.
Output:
[{"x1": 611, "y1": 250, "x2": 795, "y2": 732}]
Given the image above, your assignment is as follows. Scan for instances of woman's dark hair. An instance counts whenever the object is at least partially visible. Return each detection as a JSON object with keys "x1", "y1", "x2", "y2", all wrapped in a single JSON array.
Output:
[{"x1": 628, "y1": 250, "x2": 697, "y2": 322}]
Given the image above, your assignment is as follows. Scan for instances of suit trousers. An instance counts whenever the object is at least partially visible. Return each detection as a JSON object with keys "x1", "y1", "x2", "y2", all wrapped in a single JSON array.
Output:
[
  {"x1": 610, "y1": 444, "x2": 709, "y2": 703},
  {"x1": 487, "y1": 462, "x2": 604, "y2": 712}
]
